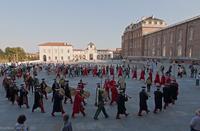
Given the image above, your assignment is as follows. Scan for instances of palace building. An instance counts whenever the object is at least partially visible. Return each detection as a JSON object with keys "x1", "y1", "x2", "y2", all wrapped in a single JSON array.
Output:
[
  {"x1": 121, "y1": 15, "x2": 200, "y2": 59},
  {"x1": 39, "y1": 42, "x2": 114, "y2": 62}
]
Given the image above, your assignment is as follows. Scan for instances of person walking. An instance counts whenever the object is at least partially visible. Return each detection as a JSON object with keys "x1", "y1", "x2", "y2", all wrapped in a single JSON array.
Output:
[
  {"x1": 61, "y1": 114, "x2": 73, "y2": 131},
  {"x1": 190, "y1": 109, "x2": 200, "y2": 131}
]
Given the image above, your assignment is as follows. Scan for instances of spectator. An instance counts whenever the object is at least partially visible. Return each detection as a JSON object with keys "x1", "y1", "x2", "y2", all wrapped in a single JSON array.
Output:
[
  {"x1": 190, "y1": 109, "x2": 200, "y2": 131},
  {"x1": 62, "y1": 114, "x2": 72, "y2": 131},
  {"x1": 15, "y1": 114, "x2": 29, "y2": 131}
]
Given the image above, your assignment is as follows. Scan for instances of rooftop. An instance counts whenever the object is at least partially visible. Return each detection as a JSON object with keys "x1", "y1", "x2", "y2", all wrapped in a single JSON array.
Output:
[{"x1": 39, "y1": 42, "x2": 72, "y2": 47}]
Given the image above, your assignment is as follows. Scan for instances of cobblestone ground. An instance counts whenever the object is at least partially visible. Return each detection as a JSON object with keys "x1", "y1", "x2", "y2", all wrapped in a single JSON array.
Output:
[{"x1": 0, "y1": 61, "x2": 200, "y2": 131}]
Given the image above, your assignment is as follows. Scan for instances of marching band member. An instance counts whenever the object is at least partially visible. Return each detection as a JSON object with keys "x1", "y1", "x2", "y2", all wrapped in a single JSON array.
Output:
[
  {"x1": 40, "y1": 78, "x2": 48, "y2": 99},
  {"x1": 116, "y1": 89, "x2": 129, "y2": 119},
  {"x1": 94, "y1": 83, "x2": 109, "y2": 120},
  {"x1": 51, "y1": 88, "x2": 65, "y2": 116},
  {"x1": 32, "y1": 86, "x2": 45, "y2": 113},
  {"x1": 18, "y1": 84, "x2": 29, "y2": 109},
  {"x1": 72, "y1": 89, "x2": 86, "y2": 118}
]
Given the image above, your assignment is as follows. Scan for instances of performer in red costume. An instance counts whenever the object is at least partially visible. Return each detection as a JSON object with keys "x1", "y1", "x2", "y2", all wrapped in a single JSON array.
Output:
[
  {"x1": 154, "y1": 72, "x2": 160, "y2": 84},
  {"x1": 110, "y1": 78, "x2": 118, "y2": 105},
  {"x1": 132, "y1": 68, "x2": 137, "y2": 79},
  {"x1": 72, "y1": 89, "x2": 86, "y2": 118},
  {"x1": 140, "y1": 69, "x2": 145, "y2": 81},
  {"x1": 118, "y1": 66, "x2": 123, "y2": 77},
  {"x1": 160, "y1": 74, "x2": 166, "y2": 86},
  {"x1": 110, "y1": 66, "x2": 114, "y2": 76},
  {"x1": 93, "y1": 66, "x2": 97, "y2": 77},
  {"x1": 102, "y1": 66, "x2": 106, "y2": 76}
]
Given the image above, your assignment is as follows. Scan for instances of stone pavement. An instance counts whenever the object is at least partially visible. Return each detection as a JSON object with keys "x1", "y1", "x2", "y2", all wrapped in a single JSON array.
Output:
[{"x1": 0, "y1": 62, "x2": 200, "y2": 131}]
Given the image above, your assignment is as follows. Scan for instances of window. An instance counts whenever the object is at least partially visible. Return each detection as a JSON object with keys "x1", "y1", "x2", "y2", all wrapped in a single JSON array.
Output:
[
  {"x1": 177, "y1": 45, "x2": 182, "y2": 56},
  {"x1": 48, "y1": 56, "x2": 51, "y2": 60},
  {"x1": 162, "y1": 46, "x2": 166, "y2": 57},
  {"x1": 67, "y1": 50, "x2": 70, "y2": 53},
  {"x1": 61, "y1": 56, "x2": 63, "y2": 60},
  {"x1": 55, "y1": 56, "x2": 57, "y2": 60},
  {"x1": 149, "y1": 21, "x2": 152, "y2": 24},
  {"x1": 189, "y1": 28, "x2": 194, "y2": 41},
  {"x1": 178, "y1": 30, "x2": 182, "y2": 42},
  {"x1": 61, "y1": 49, "x2": 63, "y2": 54},
  {"x1": 152, "y1": 48, "x2": 155, "y2": 56},
  {"x1": 68, "y1": 56, "x2": 70, "y2": 60},
  {"x1": 170, "y1": 33, "x2": 173, "y2": 43},
  {"x1": 170, "y1": 48, "x2": 173, "y2": 57}
]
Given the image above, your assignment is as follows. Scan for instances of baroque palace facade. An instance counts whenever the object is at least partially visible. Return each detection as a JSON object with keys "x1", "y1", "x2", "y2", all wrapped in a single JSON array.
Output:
[
  {"x1": 39, "y1": 42, "x2": 114, "y2": 62},
  {"x1": 122, "y1": 15, "x2": 200, "y2": 59}
]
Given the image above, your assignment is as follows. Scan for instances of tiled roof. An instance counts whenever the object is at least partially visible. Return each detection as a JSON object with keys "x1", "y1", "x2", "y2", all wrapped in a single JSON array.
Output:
[
  {"x1": 39, "y1": 42, "x2": 72, "y2": 46},
  {"x1": 73, "y1": 49, "x2": 84, "y2": 51}
]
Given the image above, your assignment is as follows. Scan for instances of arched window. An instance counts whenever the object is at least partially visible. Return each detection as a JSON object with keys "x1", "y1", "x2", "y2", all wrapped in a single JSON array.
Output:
[
  {"x1": 162, "y1": 46, "x2": 166, "y2": 57},
  {"x1": 189, "y1": 48, "x2": 192, "y2": 57},
  {"x1": 177, "y1": 45, "x2": 182, "y2": 56}
]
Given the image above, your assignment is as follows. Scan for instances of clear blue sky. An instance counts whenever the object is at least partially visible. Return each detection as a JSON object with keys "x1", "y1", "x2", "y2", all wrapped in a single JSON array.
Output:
[{"x1": 0, "y1": 0, "x2": 200, "y2": 53}]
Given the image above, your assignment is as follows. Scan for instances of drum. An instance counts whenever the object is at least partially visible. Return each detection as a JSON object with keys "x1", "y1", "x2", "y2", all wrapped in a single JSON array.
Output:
[
  {"x1": 46, "y1": 86, "x2": 52, "y2": 93},
  {"x1": 59, "y1": 88, "x2": 65, "y2": 96},
  {"x1": 82, "y1": 91, "x2": 90, "y2": 99}
]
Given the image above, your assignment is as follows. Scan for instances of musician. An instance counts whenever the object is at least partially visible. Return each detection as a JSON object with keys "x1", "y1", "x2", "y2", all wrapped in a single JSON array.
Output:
[
  {"x1": 40, "y1": 78, "x2": 48, "y2": 99},
  {"x1": 170, "y1": 78, "x2": 179, "y2": 104},
  {"x1": 18, "y1": 84, "x2": 29, "y2": 108},
  {"x1": 154, "y1": 72, "x2": 160, "y2": 85},
  {"x1": 153, "y1": 85, "x2": 163, "y2": 113},
  {"x1": 138, "y1": 86, "x2": 149, "y2": 116},
  {"x1": 51, "y1": 89, "x2": 65, "y2": 116},
  {"x1": 116, "y1": 90, "x2": 129, "y2": 119},
  {"x1": 163, "y1": 82, "x2": 172, "y2": 109},
  {"x1": 63, "y1": 80, "x2": 73, "y2": 104},
  {"x1": 52, "y1": 79, "x2": 60, "y2": 102},
  {"x1": 32, "y1": 87, "x2": 45, "y2": 113},
  {"x1": 94, "y1": 87, "x2": 109, "y2": 120},
  {"x1": 72, "y1": 89, "x2": 86, "y2": 118},
  {"x1": 103, "y1": 79, "x2": 110, "y2": 101},
  {"x1": 110, "y1": 82, "x2": 118, "y2": 105},
  {"x1": 9, "y1": 81, "x2": 19, "y2": 105}
]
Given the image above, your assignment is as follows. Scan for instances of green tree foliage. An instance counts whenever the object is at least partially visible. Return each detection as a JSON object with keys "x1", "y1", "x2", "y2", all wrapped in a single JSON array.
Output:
[{"x1": 4, "y1": 47, "x2": 26, "y2": 62}]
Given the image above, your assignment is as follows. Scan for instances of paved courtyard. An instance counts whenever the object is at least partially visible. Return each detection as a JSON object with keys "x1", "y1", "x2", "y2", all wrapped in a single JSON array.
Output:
[{"x1": 0, "y1": 61, "x2": 200, "y2": 131}]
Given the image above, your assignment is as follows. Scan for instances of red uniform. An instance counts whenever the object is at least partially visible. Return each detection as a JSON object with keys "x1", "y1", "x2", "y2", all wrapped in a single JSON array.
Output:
[
  {"x1": 93, "y1": 67, "x2": 97, "y2": 77},
  {"x1": 160, "y1": 75, "x2": 166, "y2": 85},
  {"x1": 149, "y1": 71, "x2": 153, "y2": 82},
  {"x1": 118, "y1": 67, "x2": 123, "y2": 77},
  {"x1": 154, "y1": 72, "x2": 160, "y2": 84},
  {"x1": 140, "y1": 70, "x2": 145, "y2": 80},
  {"x1": 110, "y1": 80, "x2": 118, "y2": 105},
  {"x1": 110, "y1": 67, "x2": 114, "y2": 76},
  {"x1": 132, "y1": 69, "x2": 137, "y2": 79},
  {"x1": 72, "y1": 91, "x2": 85, "y2": 118}
]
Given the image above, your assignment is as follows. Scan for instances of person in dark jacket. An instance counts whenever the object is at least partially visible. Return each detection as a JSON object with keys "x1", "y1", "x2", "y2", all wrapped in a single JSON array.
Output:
[
  {"x1": 170, "y1": 79, "x2": 179, "y2": 104},
  {"x1": 63, "y1": 80, "x2": 73, "y2": 104},
  {"x1": 163, "y1": 83, "x2": 172, "y2": 109},
  {"x1": 138, "y1": 86, "x2": 149, "y2": 116},
  {"x1": 116, "y1": 90, "x2": 129, "y2": 119},
  {"x1": 18, "y1": 84, "x2": 29, "y2": 108},
  {"x1": 9, "y1": 82, "x2": 19, "y2": 105},
  {"x1": 153, "y1": 85, "x2": 163, "y2": 113},
  {"x1": 52, "y1": 79, "x2": 60, "y2": 102},
  {"x1": 51, "y1": 89, "x2": 65, "y2": 116},
  {"x1": 32, "y1": 87, "x2": 45, "y2": 113},
  {"x1": 40, "y1": 78, "x2": 48, "y2": 99}
]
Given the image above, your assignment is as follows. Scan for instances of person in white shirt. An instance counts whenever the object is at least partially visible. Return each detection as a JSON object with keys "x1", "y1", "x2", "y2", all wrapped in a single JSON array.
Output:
[{"x1": 190, "y1": 109, "x2": 200, "y2": 131}]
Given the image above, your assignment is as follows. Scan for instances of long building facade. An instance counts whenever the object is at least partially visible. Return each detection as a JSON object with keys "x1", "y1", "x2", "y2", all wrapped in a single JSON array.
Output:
[
  {"x1": 122, "y1": 15, "x2": 200, "y2": 59},
  {"x1": 39, "y1": 42, "x2": 114, "y2": 62}
]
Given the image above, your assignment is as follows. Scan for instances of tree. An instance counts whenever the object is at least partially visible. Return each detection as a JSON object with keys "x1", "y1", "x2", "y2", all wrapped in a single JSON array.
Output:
[{"x1": 5, "y1": 47, "x2": 26, "y2": 62}]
